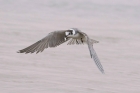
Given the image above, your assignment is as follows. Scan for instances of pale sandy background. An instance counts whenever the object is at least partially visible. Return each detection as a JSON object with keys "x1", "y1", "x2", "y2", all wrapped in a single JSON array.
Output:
[{"x1": 0, "y1": 0, "x2": 140, "y2": 93}]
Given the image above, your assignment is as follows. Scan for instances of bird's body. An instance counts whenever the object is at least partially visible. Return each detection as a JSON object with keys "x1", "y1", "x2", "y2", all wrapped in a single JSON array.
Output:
[{"x1": 18, "y1": 28, "x2": 104, "y2": 73}]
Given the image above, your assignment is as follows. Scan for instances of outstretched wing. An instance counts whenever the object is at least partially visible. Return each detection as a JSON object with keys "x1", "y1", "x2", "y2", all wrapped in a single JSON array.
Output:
[
  {"x1": 79, "y1": 32, "x2": 104, "y2": 73},
  {"x1": 87, "y1": 37, "x2": 104, "y2": 73},
  {"x1": 18, "y1": 30, "x2": 69, "y2": 54}
]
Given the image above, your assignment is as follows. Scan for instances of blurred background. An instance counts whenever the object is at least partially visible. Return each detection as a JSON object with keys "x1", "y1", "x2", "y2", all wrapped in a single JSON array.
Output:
[{"x1": 0, "y1": 0, "x2": 140, "y2": 93}]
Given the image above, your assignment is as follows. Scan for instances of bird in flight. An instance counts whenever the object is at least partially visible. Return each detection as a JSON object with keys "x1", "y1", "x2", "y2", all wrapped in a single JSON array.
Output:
[{"x1": 18, "y1": 28, "x2": 104, "y2": 73}]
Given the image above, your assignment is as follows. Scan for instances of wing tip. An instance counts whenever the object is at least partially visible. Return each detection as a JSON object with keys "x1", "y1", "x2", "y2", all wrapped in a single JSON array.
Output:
[
  {"x1": 101, "y1": 70, "x2": 105, "y2": 74},
  {"x1": 17, "y1": 50, "x2": 21, "y2": 53},
  {"x1": 17, "y1": 50, "x2": 28, "y2": 54}
]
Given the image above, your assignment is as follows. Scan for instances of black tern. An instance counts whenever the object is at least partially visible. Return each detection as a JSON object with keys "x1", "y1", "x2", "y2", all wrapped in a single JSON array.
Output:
[{"x1": 18, "y1": 28, "x2": 104, "y2": 73}]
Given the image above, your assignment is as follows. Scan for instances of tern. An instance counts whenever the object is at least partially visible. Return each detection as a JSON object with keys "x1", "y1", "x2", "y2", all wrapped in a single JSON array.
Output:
[{"x1": 18, "y1": 28, "x2": 104, "y2": 73}]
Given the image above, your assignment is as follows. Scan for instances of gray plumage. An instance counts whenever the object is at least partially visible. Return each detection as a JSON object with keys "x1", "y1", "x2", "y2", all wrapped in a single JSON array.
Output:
[{"x1": 18, "y1": 28, "x2": 104, "y2": 73}]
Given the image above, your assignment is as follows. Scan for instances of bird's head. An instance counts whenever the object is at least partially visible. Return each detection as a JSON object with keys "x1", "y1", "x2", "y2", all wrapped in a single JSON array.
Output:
[{"x1": 65, "y1": 28, "x2": 79, "y2": 38}]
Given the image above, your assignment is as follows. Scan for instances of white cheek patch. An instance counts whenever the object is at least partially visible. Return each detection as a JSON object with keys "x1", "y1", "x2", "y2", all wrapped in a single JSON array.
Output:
[{"x1": 65, "y1": 32, "x2": 69, "y2": 36}]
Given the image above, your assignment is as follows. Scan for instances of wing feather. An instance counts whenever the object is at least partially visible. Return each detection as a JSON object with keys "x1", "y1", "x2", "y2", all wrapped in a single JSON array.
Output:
[
  {"x1": 18, "y1": 31, "x2": 69, "y2": 54},
  {"x1": 86, "y1": 36, "x2": 104, "y2": 73},
  {"x1": 78, "y1": 31, "x2": 104, "y2": 73},
  {"x1": 67, "y1": 39, "x2": 84, "y2": 45}
]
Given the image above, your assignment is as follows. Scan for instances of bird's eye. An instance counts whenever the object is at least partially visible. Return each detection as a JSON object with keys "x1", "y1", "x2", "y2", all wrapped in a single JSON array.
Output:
[{"x1": 70, "y1": 32, "x2": 73, "y2": 35}]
